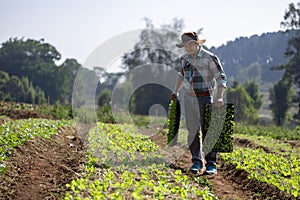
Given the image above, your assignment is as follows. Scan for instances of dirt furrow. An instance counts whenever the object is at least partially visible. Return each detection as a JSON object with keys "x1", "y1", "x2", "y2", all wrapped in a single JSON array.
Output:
[
  {"x1": 150, "y1": 133, "x2": 252, "y2": 199},
  {"x1": 150, "y1": 133, "x2": 296, "y2": 200},
  {"x1": 0, "y1": 126, "x2": 86, "y2": 200}
]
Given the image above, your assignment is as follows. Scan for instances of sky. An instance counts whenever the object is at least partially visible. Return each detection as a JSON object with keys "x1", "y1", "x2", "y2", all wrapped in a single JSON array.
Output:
[{"x1": 0, "y1": 0, "x2": 298, "y2": 67}]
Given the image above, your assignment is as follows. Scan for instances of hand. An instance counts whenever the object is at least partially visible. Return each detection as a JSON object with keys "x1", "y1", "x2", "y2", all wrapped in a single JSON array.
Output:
[
  {"x1": 214, "y1": 98, "x2": 224, "y2": 107},
  {"x1": 171, "y1": 93, "x2": 178, "y2": 100}
]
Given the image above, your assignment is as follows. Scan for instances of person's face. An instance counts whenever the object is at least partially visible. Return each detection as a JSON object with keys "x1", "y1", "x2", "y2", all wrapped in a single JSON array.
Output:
[{"x1": 184, "y1": 42, "x2": 199, "y2": 56}]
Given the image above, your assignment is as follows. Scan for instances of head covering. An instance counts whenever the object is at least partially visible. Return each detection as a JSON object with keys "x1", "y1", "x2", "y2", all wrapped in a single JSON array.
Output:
[{"x1": 176, "y1": 31, "x2": 206, "y2": 48}]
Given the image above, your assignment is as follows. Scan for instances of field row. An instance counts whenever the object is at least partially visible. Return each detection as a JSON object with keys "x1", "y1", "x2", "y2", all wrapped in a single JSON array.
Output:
[
  {"x1": 0, "y1": 117, "x2": 72, "y2": 172},
  {"x1": 220, "y1": 147, "x2": 299, "y2": 198},
  {"x1": 65, "y1": 123, "x2": 218, "y2": 200},
  {"x1": 175, "y1": 123, "x2": 300, "y2": 198},
  {"x1": 1, "y1": 115, "x2": 299, "y2": 199},
  {"x1": 222, "y1": 123, "x2": 300, "y2": 198}
]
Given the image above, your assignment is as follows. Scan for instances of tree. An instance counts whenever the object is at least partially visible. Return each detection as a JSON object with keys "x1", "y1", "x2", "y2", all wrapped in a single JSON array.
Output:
[
  {"x1": 0, "y1": 71, "x2": 46, "y2": 104},
  {"x1": 0, "y1": 38, "x2": 59, "y2": 103},
  {"x1": 20, "y1": 77, "x2": 34, "y2": 103},
  {"x1": 280, "y1": 3, "x2": 300, "y2": 87},
  {"x1": 236, "y1": 62, "x2": 262, "y2": 83},
  {"x1": 211, "y1": 31, "x2": 292, "y2": 84},
  {"x1": 94, "y1": 66, "x2": 124, "y2": 97},
  {"x1": 243, "y1": 80, "x2": 263, "y2": 110},
  {"x1": 0, "y1": 38, "x2": 81, "y2": 104},
  {"x1": 269, "y1": 74, "x2": 294, "y2": 126},
  {"x1": 226, "y1": 84, "x2": 259, "y2": 124},
  {"x1": 121, "y1": 17, "x2": 188, "y2": 115},
  {"x1": 5, "y1": 76, "x2": 24, "y2": 102},
  {"x1": 0, "y1": 71, "x2": 9, "y2": 87},
  {"x1": 281, "y1": 3, "x2": 300, "y2": 30},
  {"x1": 56, "y1": 58, "x2": 81, "y2": 103},
  {"x1": 0, "y1": 38, "x2": 60, "y2": 77},
  {"x1": 98, "y1": 88, "x2": 111, "y2": 107},
  {"x1": 275, "y1": 2, "x2": 300, "y2": 123},
  {"x1": 122, "y1": 17, "x2": 184, "y2": 71}
]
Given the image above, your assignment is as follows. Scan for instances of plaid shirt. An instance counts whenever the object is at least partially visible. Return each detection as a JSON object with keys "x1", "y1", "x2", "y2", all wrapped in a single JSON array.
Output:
[{"x1": 178, "y1": 47, "x2": 227, "y2": 96}]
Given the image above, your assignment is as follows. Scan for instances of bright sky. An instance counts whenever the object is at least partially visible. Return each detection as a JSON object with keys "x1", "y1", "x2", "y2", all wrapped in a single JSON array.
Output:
[{"x1": 0, "y1": 0, "x2": 298, "y2": 65}]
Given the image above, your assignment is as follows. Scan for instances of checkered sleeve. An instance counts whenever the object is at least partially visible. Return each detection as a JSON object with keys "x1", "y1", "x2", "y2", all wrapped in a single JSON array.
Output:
[{"x1": 209, "y1": 55, "x2": 227, "y2": 88}]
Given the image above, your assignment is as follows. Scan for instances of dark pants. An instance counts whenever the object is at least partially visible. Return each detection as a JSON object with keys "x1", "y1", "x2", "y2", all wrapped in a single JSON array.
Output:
[{"x1": 184, "y1": 93, "x2": 217, "y2": 166}]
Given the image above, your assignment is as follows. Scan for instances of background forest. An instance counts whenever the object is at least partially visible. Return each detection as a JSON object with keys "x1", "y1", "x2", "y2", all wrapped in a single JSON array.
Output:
[{"x1": 0, "y1": 3, "x2": 300, "y2": 127}]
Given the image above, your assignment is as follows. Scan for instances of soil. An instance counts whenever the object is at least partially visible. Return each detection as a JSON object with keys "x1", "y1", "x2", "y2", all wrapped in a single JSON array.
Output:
[
  {"x1": 234, "y1": 137, "x2": 273, "y2": 153},
  {"x1": 0, "y1": 125, "x2": 86, "y2": 200},
  {"x1": 285, "y1": 140, "x2": 300, "y2": 148},
  {"x1": 235, "y1": 137, "x2": 300, "y2": 156},
  {"x1": 0, "y1": 108, "x2": 54, "y2": 120},
  {"x1": 0, "y1": 108, "x2": 297, "y2": 200},
  {"x1": 150, "y1": 133, "x2": 296, "y2": 200},
  {"x1": 150, "y1": 134, "x2": 253, "y2": 200}
]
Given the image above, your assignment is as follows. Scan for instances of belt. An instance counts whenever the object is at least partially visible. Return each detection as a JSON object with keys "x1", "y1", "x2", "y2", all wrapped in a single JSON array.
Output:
[{"x1": 186, "y1": 91, "x2": 211, "y2": 97}]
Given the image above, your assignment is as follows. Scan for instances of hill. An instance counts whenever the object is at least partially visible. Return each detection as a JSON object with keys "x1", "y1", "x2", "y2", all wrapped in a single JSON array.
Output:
[{"x1": 210, "y1": 30, "x2": 296, "y2": 86}]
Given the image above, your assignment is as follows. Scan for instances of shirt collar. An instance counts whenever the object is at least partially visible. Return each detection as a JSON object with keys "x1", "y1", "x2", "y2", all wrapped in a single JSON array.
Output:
[{"x1": 197, "y1": 46, "x2": 204, "y2": 57}]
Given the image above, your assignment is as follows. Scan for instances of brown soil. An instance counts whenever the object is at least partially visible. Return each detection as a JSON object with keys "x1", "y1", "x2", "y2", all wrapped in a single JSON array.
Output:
[
  {"x1": 0, "y1": 108, "x2": 54, "y2": 120},
  {"x1": 220, "y1": 162, "x2": 296, "y2": 200},
  {"x1": 234, "y1": 137, "x2": 273, "y2": 153},
  {"x1": 0, "y1": 105, "x2": 297, "y2": 200},
  {"x1": 235, "y1": 137, "x2": 300, "y2": 157},
  {"x1": 150, "y1": 133, "x2": 296, "y2": 200},
  {"x1": 0, "y1": 126, "x2": 86, "y2": 200},
  {"x1": 285, "y1": 140, "x2": 300, "y2": 148},
  {"x1": 150, "y1": 133, "x2": 252, "y2": 199}
]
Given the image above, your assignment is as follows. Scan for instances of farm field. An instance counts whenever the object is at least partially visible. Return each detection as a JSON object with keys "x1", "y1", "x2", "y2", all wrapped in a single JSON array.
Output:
[{"x1": 0, "y1": 102, "x2": 299, "y2": 199}]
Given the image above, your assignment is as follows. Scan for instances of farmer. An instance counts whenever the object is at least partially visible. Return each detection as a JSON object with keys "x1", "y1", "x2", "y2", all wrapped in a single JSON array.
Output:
[{"x1": 171, "y1": 31, "x2": 227, "y2": 175}]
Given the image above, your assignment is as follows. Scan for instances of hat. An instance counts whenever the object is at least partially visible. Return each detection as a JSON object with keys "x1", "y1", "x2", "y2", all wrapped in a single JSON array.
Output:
[{"x1": 176, "y1": 31, "x2": 206, "y2": 48}]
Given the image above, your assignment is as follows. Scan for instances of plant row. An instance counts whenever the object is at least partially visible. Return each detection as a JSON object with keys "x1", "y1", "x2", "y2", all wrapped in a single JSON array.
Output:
[
  {"x1": 65, "y1": 122, "x2": 218, "y2": 200},
  {"x1": 0, "y1": 118, "x2": 72, "y2": 172},
  {"x1": 220, "y1": 147, "x2": 299, "y2": 198},
  {"x1": 234, "y1": 123, "x2": 300, "y2": 140},
  {"x1": 235, "y1": 133, "x2": 299, "y2": 159}
]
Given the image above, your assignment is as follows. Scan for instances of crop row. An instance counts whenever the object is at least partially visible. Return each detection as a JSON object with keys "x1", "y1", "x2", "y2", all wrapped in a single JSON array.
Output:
[
  {"x1": 0, "y1": 118, "x2": 72, "y2": 172},
  {"x1": 88, "y1": 123, "x2": 162, "y2": 167},
  {"x1": 65, "y1": 122, "x2": 218, "y2": 200},
  {"x1": 234, "y1": 123, "x2": 300, "y2": 140},
  {"x1": 65, "y1": 162, "x2": 217, "y2": 200},
  {"x1": 220, "y1": 147, "x2": 299, "y2": 198},
  {"x1": 235, "y1": 133, "x2": 299, "y2": 159}
]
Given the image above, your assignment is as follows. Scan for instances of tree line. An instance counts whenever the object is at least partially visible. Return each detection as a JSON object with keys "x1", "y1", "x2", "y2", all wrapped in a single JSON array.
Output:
[
  {"x1": 98, "y1": 18, "x2": 263, "y2": 125},
  {"x1": 0, "y1": 71, "x2": 46, "y2": 104},
  {"x1": 0, "y1": 2, "x2": 299, "y2": 126},
  {"x1": 0, "y1": 38, "x2": 81, "y2": 104},
  {"x1": 211, "y1": 30, "x2": 296, "y2": 84},
  {"x1": 270, "y1": 2, "x2": 300, "y2": 126}
]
